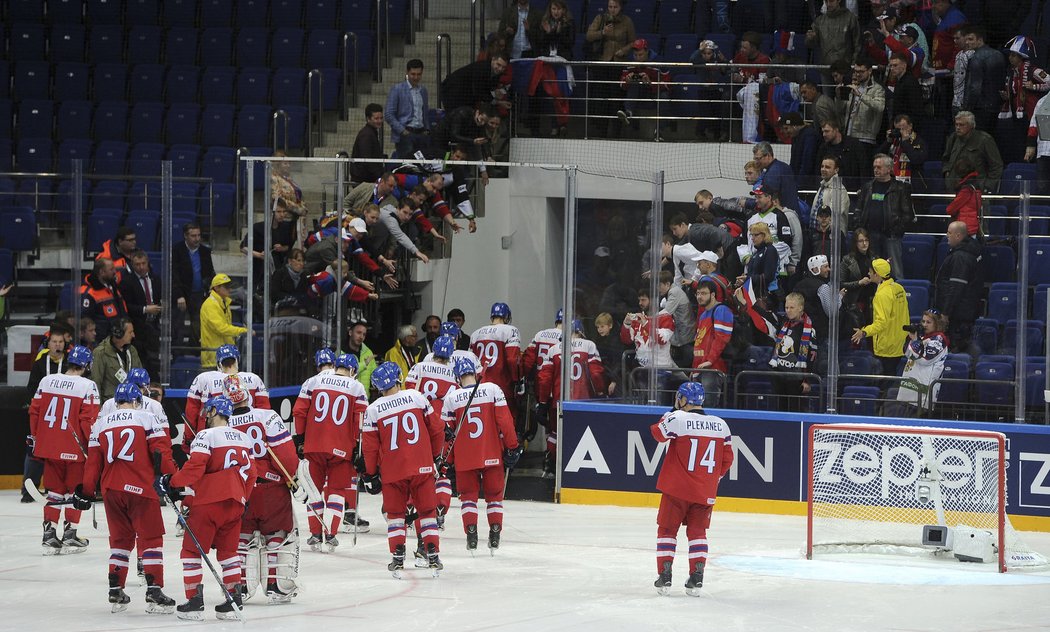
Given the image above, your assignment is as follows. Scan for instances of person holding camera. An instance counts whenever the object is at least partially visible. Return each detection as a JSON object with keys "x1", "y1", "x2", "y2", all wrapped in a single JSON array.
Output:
[
  {"x1": 876, "y1": 113, "x2": 928, "y2": 187},
  {"x1": 616, "y1": 39, "x2": 671, "y2": 139},
  {"x1": 895, "y1": 309, "x2": 950, "y2": 412}
]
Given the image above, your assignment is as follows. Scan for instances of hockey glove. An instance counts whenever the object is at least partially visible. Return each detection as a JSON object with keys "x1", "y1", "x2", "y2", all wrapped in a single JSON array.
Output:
[
  {"x1": 434, "y1": 455, "x2": 451, "y2": 478},
  {"x1": 503, "y1": 446, "x2": 524, "y2": 470},
  {"x1": 362, "y1": 472, "x2": 382, "y2": 495},
  {"x1": 289, "y1": 478, "x2": 309, "y2": 503},
  {"x1": 154, "y1": 474, "x2": 183, "y2": 503},
  {"x1": 71, "y1": 484, "x2": 94, "y2": 511},
  {"x1": 443, "y1": 425, "x2": 456, "y2": 443},
  {"x1": 352, "y1": 450, "x2": 366, "y2": 475},
  {"x1": 293, "y1": 434, "x2": 305, "y2": 459},
  {"x1": 532, "y1": 402, "x2": 549, "y2": 424}
]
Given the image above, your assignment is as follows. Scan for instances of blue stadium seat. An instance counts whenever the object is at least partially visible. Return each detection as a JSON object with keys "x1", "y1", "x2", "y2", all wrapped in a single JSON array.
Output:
[
  {"x1": 199, "y1": 0, "x2": 235, "y2": 27},
  {"x1": 88, "y1": 211, "x2": 122, "y2": 254},
  {"x1": 270, "y1": 0, "x2": 303, "y2": 24},
  {"x1": 623, "y1": 0, "x2": 656, "y2": 30},
  {"x1": 839, "y1": 350, "x2": 878, "y2": 388},
  {"x1": 0, "y1": 139, "x2": 10, "y2": 171},
  {"x1": 125, "y1": 0, "x2": 161, "y2": 25},
  {"x1": 172, "y1": 182, "x2": 200, "y2": 215},
  {"x1": 56, "y1": 100, "x2": 93, "y2": 141},
  {"x1": 922, "y1": 160, "x2": 945, "y2": 194},
  {"x1": 167, "y1": 144, "x2": 201, "y2": 178},
  {"x1": 127, "y1": 25, "x2": 162, "y2": 64},
  {"x1": 200, "y1": 28, "x2": 235, "y2": 66},
  {"x1": 126, "y1": 208, "x2": 160, "y2": 250},
  {"x1": 236, "y1": 28, "x2": 270, "y2": 67},
  {"x1": 669, "y1": 74, "x2": 699, "y2": 118},
  {"x1": 165, "y1": 27, "x2": 200, "y2": 66},
  {"x1": 1001, "y1": 319, "x2": 1045, "y2": 356},
  {"x1": 986, "y1": 282, "x2": 1020, "y2": 326},
  {"x1": 18, "y1": 99, "x2": 54, "y2": 140},
  {"x1": 983, "y1": 244, "x2": 1016, "y2": 283},
  {"x1": 663, "y1": 34, "x2": 699, "y2": 63},
  {"x1": 92, "y1": 63, "x2": 128, "y2": 101},
  {"x1": 89, "y1": 25, "x2": 125, "y2": 63},
  {"x1": 198, "y1": 144, "x2": 236, "y2": 179},
  {"x1": 0, "y1": 207, "x2": 37, "y2": 252},
  {"x1": 51, "y1": 24, "x2": 87, "y2": 63},
  {"x1": 236, "y1": 0, "x2": 271, "y2": 27},
  {"x1": 0, "y1": 62, "x2": 8, "y2": 99},
  {"x1": 972, "y1": 317, "x2": 1000, "y2": 355},
  {"x1": 974, "y1": 361, "x2": 1014, "y2": 408},
  {"x1": 272, "y1": 67, "x2": 307, "y2": 107},
  {"x1": 162, "y1": 0, "x2": 199, "y2": 26},
  {"x1": 13, "y1": 62, "x2": 51, "y2": 101},
  {"x1": 200, "y1": 67, "x2": 237, "y2": 104},
  {"x1": 271, "y1": 28, "x2": 305, "y2": 68},
  {"x1": 210, "y1": 183, "x2": 236, "y2": 228},
  {"x1": 94, "y1": 140, "x2": 129, "y2": 174},
  {"x1": 986, "y1": 204, "x2": 1010, "y2": 238},
  {"x1": 170, "y1": 356, "x2": 202, "y2": 389},
  {"x1": 0, "y1": 101, "x2": 9, "y2": 140},
  {"x1": 129, "y1": 102, "x2": 165, "y2": 144},
  {"x1": 1030, "y1": 238, "x2": 1050, "y2": 286},
  {"x1": 128, "y1": 142, "x2": 164, "y2": 176},
  {"x1": 1025, "y1": 357, "x2": 1046, "y2": 406},
  {"x1": 899, "y1": 279, "x2": 930, "y2": 321},
  {"x1": 346, "y1": 30, "x2": 375, "y2": 76},
  {"x1": 237, "y1": 67, "x2": 271, "y2": 106},
  {"x1": 657, "y1": 0, "x2": 694, "y2": 34},
  {"x1": 129, "y1": 180, "x2": 161, "y2": 210},
  {"x1": 341, "y1": 0, "x2": 373, "y2": 29},
  {"x1": 200, "y1": 104, "x2": 236, "y2": 147},
  {"x1": 49, "y1": 0, "x2": 86, "y2": 24},
  {"x1": 93, "y1": 101, "x2": 129, "y2": 141},
  {"x1": 86, "y1": 0, "x2": 123, "y2": 24},
  {"x1": 54, "y1": 62, "x2": 91, "y2": 101},
  {"x1": 7, "y1": 24, "x2": 47, "y2": 61},
  {"x1": 275, "y1": 105, "x2": 308, "y2": 150},
  {"x1": 16, "y1": 138, "x2": 53, "y2": 172},
  {"x1": 1035, "y1": 284, "x2": 1050, "y2": 322},
  {"x1": 165, "y1": 65, "x2": 200, "y2": 105},
  {"x1": 937, "y1": 358, "x2": 971, "y2": 404},
  {"x1": 130, "y1": 64, "x2": 166, "y2": 103},
  {"x1": 165, "y1": 103, "x2": 200, "y2": 144},
  {"x1": 237, "y1": 105, "x2": 272, "y2": 147},
  {"x1": 91, "y1": 181, "x2": 128, "y2": 212},
  {"x1": 14, "y1": 178, "x2": 54, "y2": 211},
  {"x1": 382, "y1": 0, "x2": 410, "y2": 35},
  {"x1": 57, "y1": 139, "x2": 93, "y2": 172},
  {"x1": 306, "y1": 28, "x2": 341, "y2": 69},
  {"x1": 0, "y1": 179, "x2": 14, "y2": 207},
  {"x1": 311, "y1": 67, "x2": 341, "y2": 110},
  {"x1": 840, "y1": 385, "x2": 879, "y2": 416},
  {"x1": 304, "y1": 0, "x2": 338, "y2": 27},
  {"x1": 1001, "y1": 162, "x2": 1037, "y2": 196},
  {"x1": 53, "y1": 178, "x2": 90, "y2": 223},
  {"x1": 0, "y1": 248, "x2": 13, "y2": 285},
  {"x1": 900, "y1": 234, "x2": 935, "y2": 281},
  {"x1": 10, "y1": 0, "x2": 45, "y2": 21}
]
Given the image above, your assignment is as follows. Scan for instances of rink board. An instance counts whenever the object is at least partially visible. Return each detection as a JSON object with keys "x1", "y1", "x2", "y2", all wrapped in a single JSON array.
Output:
[{"x1": 560, "y1": 402, "x2": 1050, "y2": 532}]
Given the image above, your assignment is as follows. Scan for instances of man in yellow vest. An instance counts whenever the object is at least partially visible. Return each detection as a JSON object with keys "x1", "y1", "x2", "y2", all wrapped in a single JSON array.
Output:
[
  {"x1": 850, "y1": 258, "x2": 910, "y2": 377},
  {"x1": 199, "y1": 273, "x2": 248, "y2": 368}
]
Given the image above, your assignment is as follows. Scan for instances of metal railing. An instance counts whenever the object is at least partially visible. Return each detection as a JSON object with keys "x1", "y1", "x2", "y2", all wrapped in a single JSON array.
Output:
[
  {"x1": 435, "y1": 33, "x2": 452, "y2": 109},
  {"x1": 307, "y1": 69, "x2": 324, "y2": 156},
  {"x1": 344, "y1": 31, "x2": 359, "y2": 110},
  {"x1": 272, "y1": 109, "x2": 289, "y2": 155}
]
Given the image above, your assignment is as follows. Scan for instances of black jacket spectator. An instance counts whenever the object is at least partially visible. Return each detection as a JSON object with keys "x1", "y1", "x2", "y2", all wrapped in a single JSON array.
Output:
[
  {"x1": 350, "y1": 110, "x2": 385, "y2": 185},
  {"x1": 440, "y1": 60, "x2": 504, "y2": 111},
  {"x1": 172, "y1": 239, "x2": 215, "y2": 305},
  {"x1": 532, "y1": 13, "x2": 575, "y2": 58},
  {"x1": 935, "y1": 226, "x2": 983, "y2": 350},
  {"x1": 886, "y1": 72, "x2": 924, "y2": 125},
  {"x1": 818, "y1": 134, "x2": 868, "y2": 187},
  {"x1": 429, "y1": 106, "x2": 487, "y2": 161},
  {"x1": 119, "y1": 260, "x2": 162, "y2": 376},
  {"x1": 790, "y1": 124, "x2": 822, "y2": 190},
  {"x1": 271, "y1": 260, "x2": 308, "y2": 306},
  {"x1": 851, "y1": 178, "x2": 915, "y2": 237}
]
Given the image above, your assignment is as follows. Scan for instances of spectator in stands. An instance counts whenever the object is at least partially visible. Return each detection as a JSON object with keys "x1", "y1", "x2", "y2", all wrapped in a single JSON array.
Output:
[
  {"x1": 78, "y1": 318, "x2": 96, "y2": 349},
  {"x1": 535, "y1": 0, "x2": 575, "y2": 59},
  {"x1": 689, "y1": 40, "x2": 729, "y2": 141},
  {"x1": 861, "y1": 7, "x2": 900, "y2": 65},
  {"x1": 840, "y1": 59, "x2": 886, "y2": 156},
  {"x1": 1000, "y1": 35, "x2": 1050, "y2": 163},
  {"x1": 271, "y1": 247, "x2": 307, "y2": 306},
  {"x1": 818, "y1": 119, "x2": 868, "y2": 186},
  {"x1": 92, "y1": 317, "x2": 141, "y2": 401},
  {"x1": 795, "y1": 254, "x2": 844, "y2": 369},
  {"x1": 381, "y1": 198, "x2": 432, "y2": 265},
  {"x1": 694, "y1": 189, "x2": 748, "y2": 226},
  {"x1": 747, "y1": 186, "x2": 797, "y2": 282},
  {"x1": 271, "y1": 151, "x2": 309, "y2": 241},
  {"x1": 738, "y1": 221, "x2": 781, "y2": 306},
  {"x1": 585, "y1": 0, "x2": 635, "y2": 137},
  {"x1": 120, "y1": 250, "x2": 163, "y2": 378},
  {"x1": 895, "y1": 309, "x2": 950, "y2": 412},
  {"x1": 446, "y1": 308, "x2": 471, "y2": 351},
  {"x1": 806, "y1": 0, "x2": 861, "y2": 88},
  {"x1": 946, "y1": 157, "x2": 983, "y2": 236},
  {"x1": 962, "y1": 26, "x2": 1007, "y2": 131},
  {"x1": 800, "y1": 80, "x2": 839, "y2": 129},
  {"x1": 753, "y1": 141, "x2": 801, "y2": 213},
  {"x1": 744, "y1": 160, "x2": 761, "y2": 187},
  {"x1": 344, "y1": 171, "x2": 398, "y2": 213},
  {"x1": 850, "y1": 258, "x2": 909, "y2": 376},
  {"x1": 691, "y1": 278, "x2": 733, "y2": 406},
  {"x1": 811, "y1": 156, "x2": 852, "y2": 232},
  {"x1": 935, "y1": 220, "x2": 982, "y2": 352},
  {"x1": 27, "y1": 325, "x2": 72, "y2": 396},
  {"x1": 80, "y1": 256, "x2": 128, "y2": 340},
  {"x1": 877, "y1": 24, "x2": 927, "y2": 75},
  {"x1": 385, "y1": 59, "x2": 431, "y2": 159},
  {"x1": 921, "y1": 0, "x2": 967, "y2": 74},
  {"x1": 417, "y1": 314, "x2": 443, "y2": 359},
  {"x1": 1025, "y1": 91, "x2": 1050, "y2": 193},
  {"x1": 429, "y1": 106, "x2": 493, "y2": 219},
  {"x1": 240, "y1": 205, "x2": 296, "y2": 289},
  {"x1": 876, "y1": 113, "x2": 928, "y2": 187},
  {"x1": 345, "y1": 319, "x2": 378, "y2": 397},
  {"x1": 594, "y1": 312, "x2": 626, "y2": 395},
  {"x1": 616, "y1": 39, "x2": 670, "y2": 140},
  {"x1": 769, "y1": 292, "x2": 817, "y2": 412},
  {"x1": 942, "y1": 110, "x2": 1004, "y2": 191},
  {"x1": 658, "y1": 271, "x2": 695, "y2": 368},
  {"x1": 484, "y1": 112, "x2": 510, "y2": 175},
  {"x1": 498, "y1": 0, "x2": 541, "y2": 59},
  {"x1": 779, "y1": 112, "x2": 821, "y2": 191},
  {"x1": 802, "y1": 206, "x2": 849, "y2": 271},
  {"x1": 305, "y1": 228, "x2": 352, "y2": 274},
  {"x1": 350, "y1": 104, "x2": 386, "y2": 186},
  {"x1": 173, "y1": 222, "x2": 215, "y2": 347},
  {"x1": 852, "y1": 153, "x2": 914, "y2": 280},
  {"x1": 951, "y1": 27, "x2": 976, "y2": 117},
  {"x1": 884, "y1": 52, "x2": 925, "y2": 127},
  {"x1": 199, "y1": 273, "x2": 247, "y2": 368},
  {"x1": 620, "y1": 290, "x2": 676, "y2": 400},
  {"x1": 383, "y1": 324, "x2": 419, "y2": 376},
  {"x1": 440, "y1": 53, "x2": 510, "y2": 111},
  {"x1": 731, "y1": 32, "x2": 771, "y2": 144},
  {"x1": 840, "y1": 228, "x2": 878, "y2": 329},
  {"x1": 97, "y1": 226, "x2": 137, "y2": 274}
]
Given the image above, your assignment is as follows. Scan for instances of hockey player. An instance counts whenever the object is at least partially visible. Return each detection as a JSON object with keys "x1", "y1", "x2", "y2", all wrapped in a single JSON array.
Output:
[
  {"x1": 75, "y1": 382, "x2": 177, "y2": 614},
  {"x1": 469, "y1": 303, "x2": 521, "y2": 412},
  {"x1": 420, "y1": 323, "x2": 482, "y2": 366},
  {"x1": 224, "y1": 375, "x2": 302, "y2": 603},
  {"x1": 651, "y1": 382, "x2": 734, "y2": 597},
  {"x1": 313, "y1": 347, "x2": 336, "y2": 374},
  {"x1": 28, "y1": 345, "x2": 100, "y2": 554},
  {"x1": 439, "y1": 357, "x2": 522, "y2": 554},
  {"x1": 521, "y1": 309, "x2": 564, "y2": 383},
  {"x1": 183, "y1": 344, "x2": 270, "y2": 450},
  {"x1": 533, "y1": 321, "x2": 606, "y2": 477},
  {"x1": 293, "y1": 353, "x2": 369, "y2": 549},
  {"x1": 97, "y1": 368, "x2": 168, "y2": 428},
  {"x1": 361, "y1": 362, "x2": 446, "y2": 577},
  {"x1": 155, "y1": 396, "x2": 256, "y2": 620}
]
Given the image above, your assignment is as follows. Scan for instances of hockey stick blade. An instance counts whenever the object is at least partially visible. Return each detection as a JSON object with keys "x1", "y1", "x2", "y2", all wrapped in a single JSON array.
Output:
[{"x1": 24, "y1": 478, "x2": 47, "y2": 503}]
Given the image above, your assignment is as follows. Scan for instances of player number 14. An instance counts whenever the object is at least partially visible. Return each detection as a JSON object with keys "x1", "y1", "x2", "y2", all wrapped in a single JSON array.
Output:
[{"x1": 686, "y1": 438, "x2": 717, "y2": 473}]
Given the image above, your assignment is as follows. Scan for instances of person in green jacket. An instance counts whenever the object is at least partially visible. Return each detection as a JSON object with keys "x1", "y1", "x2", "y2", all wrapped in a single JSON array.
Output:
[
  {"x1": 91, "y1": 317, "x2": 143, "y2": 401},
  {"x1": 850, "y1": 258, "x2": 910, "y2": 377},
  {"x1": 345, "y1": 320, "x2": 377, "y2": 401}
]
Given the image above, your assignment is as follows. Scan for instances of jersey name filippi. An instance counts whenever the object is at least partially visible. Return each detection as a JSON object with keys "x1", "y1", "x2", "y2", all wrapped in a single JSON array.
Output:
[{"x1": 55, "y1": 379, "x2": 77, "y2": 390}]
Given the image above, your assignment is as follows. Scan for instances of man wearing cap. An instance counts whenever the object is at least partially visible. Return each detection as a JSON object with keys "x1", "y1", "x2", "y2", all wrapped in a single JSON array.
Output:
[
  {"x1": 779, "y1": 112, "x2": 821, "y2": 191},
  {"x1": 731, "y1": 32, "x2": 770, "y2": 144},
  {"x1": 793, "y1": 255, "x2": 842, "y2": 360},
  {"x1": 852, "y1": 153, "x2": 914, "y2": 280},
  {"x1": 745, "y1": 186, "x2": 796, "y2": 283},
  {"x1": 880, "y1": 25, "x2": 926, "y2": 76},
  {"x1": 850, "y1": 258, "x2": 909, "y2": 376},
  {"x1": 802, "y1": 205, "x2": 849, "y2": 273},
  {"x1": 616, "y1": 39, "x2": 670, "y2": 140},
  {"x1": 1001, "y1": 35, "x2": 1050, "y2": 163},
  {"x1": 862, "y1": 6, "x2": 899, "y2": 63},
  {"x1": 806, "y1": 0, "x2": 860, "y2": 87},
  {"x1": 839, "y1": 59, "x2": 886, "y2": 153},
  {"x1": 200, "y1": 274, "x2": 249, "y2": 369}
]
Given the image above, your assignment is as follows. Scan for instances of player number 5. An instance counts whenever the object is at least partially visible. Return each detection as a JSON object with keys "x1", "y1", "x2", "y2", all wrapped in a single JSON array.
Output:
[{"x1": 466, "y1": 406, "x2": 484, "y2": 439}]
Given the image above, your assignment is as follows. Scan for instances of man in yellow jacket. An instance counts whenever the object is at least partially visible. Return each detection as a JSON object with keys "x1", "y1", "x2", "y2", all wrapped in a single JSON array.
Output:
[
  {"x1": 199, "y1": 273, "x2": 248, "y2": 368},
  {"x1": 850, "y1": 258, "x2": 910, "y2": 376}
]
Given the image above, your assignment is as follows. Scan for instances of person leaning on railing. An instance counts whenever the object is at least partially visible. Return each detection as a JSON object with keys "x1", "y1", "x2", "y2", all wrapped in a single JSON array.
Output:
[{"x1": 584, "y1": 0, "x2": 635, "y2": 135}]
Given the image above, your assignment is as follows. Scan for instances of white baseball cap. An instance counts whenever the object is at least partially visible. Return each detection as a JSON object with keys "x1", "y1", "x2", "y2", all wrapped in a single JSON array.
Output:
[
  {"x1": 348, "y1": 217, "x2": 367, "y2": 234},
  {"x1": 807, "y1": 254, "x2": 829, "y2": 274},
  {"x1": 697, "y1": 250, "x2": 719, "y2": 264}
]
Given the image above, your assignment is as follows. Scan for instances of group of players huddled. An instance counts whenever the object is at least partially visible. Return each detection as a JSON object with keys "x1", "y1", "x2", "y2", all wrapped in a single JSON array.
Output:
[{"x1": 26, "y1": 301, "x2": 736, "y2": 617}]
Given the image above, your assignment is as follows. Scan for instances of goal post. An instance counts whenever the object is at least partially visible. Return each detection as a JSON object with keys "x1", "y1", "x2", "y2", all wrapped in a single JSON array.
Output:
[{"x1": 806, "y1": 423, "x2": 1046, "y2": 573}]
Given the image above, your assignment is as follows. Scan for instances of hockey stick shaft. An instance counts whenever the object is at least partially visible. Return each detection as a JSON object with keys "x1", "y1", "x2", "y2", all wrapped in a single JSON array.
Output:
[
  {"x1": 441, "y1": 382, "x2": 480, "y2": 461},
  {"x1": 264, "y1": 445, "x2": 331, "y2": 539},
  {"x1": 67, "y1": 425, "x2": 98, "y2": 529},
  {"x1": 153, "y1": 451, "x2": 245, "y2": 623},
  {"x1": 352, "y1": 411, "x2": 363, "y2": 546}
]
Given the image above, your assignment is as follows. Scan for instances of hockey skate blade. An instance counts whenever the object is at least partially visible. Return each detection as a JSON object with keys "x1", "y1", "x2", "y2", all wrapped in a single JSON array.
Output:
[
  {"x1": 145, "y1": 603, "x2": 175, "y2": 615},
  {"x1": 414, "y1": 556, "x2": 428, "y2": 569},
  {"x1": 41, "y1": 546, "x2": 62, "y2": 556},
  {"x1": 62, "y1": 545, "x2": 89, "y2": 554},
  {"x1": 110, "y1": 602, "x2": 129, "y2": 613},
  {"x1": 431, "y1": 568, "x2": 440, "y2": 578},
  {"x1": 267, "y1": 593, "x2": 295, "y2": 605},
  {"x1": 656, "y1": 585, "x2": 671, "y2": 596},
  {"x1": 685, "y1": 586, "x2": 702, "y2": 597},
  {"x1": 176, "y1": 610, "x2": 205, "y2": 621},
  {"x1": 216, "y1": 610, "x2": 242, "y2": 621},
  {"x1": 391, "y1": 568, "x2": 404, "y2": 580}
]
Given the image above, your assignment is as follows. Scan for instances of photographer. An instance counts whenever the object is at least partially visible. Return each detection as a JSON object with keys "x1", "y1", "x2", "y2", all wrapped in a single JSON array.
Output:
[
  {"x1": 876, "y1": 113, "x2": 928, "y2": 187},
  {"x1": 616, "y1": 39, "x2": 670, "y2": 139},
  {"x1": 894, "y1": 310, "x2": 949, "y2": 413}
]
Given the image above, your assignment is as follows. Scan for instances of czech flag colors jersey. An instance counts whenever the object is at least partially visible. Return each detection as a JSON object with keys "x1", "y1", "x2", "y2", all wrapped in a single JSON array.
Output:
[
  {"x1": 521, "y1": 327, "x2": 562, "y2": 379},
  {"x1": 98, "y1": 395, "x2": 168, "y2": 430},
  {"x1": 362, "y1": 389, "x2": 444, "y2": 484},
  {"x1": 650, "y1": 410, "x2": 734, "y2": 506},
  {"x1": 85, "y1": 408, "x2": 175, "y2": 497},
  {"x1": 470, "y1": 324, "x2": 522, "y2": 391},
  {"x1": 439, "y1": 382, "x2": 519, "y2": 471},
  {"x1": 170, "y1": 426, "x2": 257, "y2": 506},
  {"x1": 535, "y1": 338, "x2": 606, "y2": 405},
  {"x1": 405, "y1": 360, "x2": 458, "y2": 418},
  {"x1": 292, "y1": 372, "x2": 368, "y2": 458},
  {"x1": 184, "y1": 370, "x2": 270, "y2": 443},
  {"x1": 29, "y1": 373, "x2": 100, "y2": 462},
  {"x1": 228, "y1": 408, "x2": 297, "y2": 484}
]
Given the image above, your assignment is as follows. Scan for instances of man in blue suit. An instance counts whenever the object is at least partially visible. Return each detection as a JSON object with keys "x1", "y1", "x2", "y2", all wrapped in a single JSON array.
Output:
[
  {"x1": 753, "y1": 141, "x2": 800, "y2": 213},
  {"x1": 385, "y1": 59, "x2": 430, "y2": 158}
]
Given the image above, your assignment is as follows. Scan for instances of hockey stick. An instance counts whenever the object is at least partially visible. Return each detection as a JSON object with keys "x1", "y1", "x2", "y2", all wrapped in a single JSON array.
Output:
[
  {"x1": 24, "y1": 478, "x2": 48, "y2": 503},
  {"x1": 264, "y1": 445, "x2": 331, "y2": 541},
  {"x1": 352, "y1": 411, "x2": 364, "y2": 546},
  {"x1": 153, "y1": 451, "x2": 246, "y2": 624},
  {"x1": 67, "y1": 425, "x2": 98, "y2": 529},
  {"x1": 440, "y1": 382, "x2": 481, "y2": 462}
]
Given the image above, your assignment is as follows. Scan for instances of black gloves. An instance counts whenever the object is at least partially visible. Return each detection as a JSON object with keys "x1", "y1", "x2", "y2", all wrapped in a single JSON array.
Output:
[
  {"x1": 503, "y1": 446, "x2": 524, "y2": 470},
  {"x1": 362, "y1": 472, "x2": 382, "y2": 495},
  {"x1": 71, "y1": 484, "x2": 94, "y2": 511}
]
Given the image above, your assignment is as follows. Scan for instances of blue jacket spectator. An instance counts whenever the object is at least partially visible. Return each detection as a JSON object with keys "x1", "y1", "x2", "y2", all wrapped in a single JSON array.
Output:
[
  {"x1": 385, "y1": 59, "x2": 431, "y2": 158},
  {"x1": 753, "y1": 141, "x2": 801, "y2": 213}
]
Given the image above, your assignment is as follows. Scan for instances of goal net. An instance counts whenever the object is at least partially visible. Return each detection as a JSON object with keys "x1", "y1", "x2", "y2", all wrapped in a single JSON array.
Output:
[{"x1": 807, "y1": 423, "x2": 1048, "y2": 572}]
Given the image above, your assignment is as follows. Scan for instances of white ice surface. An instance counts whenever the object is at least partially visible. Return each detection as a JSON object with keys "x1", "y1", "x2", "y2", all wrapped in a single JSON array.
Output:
[{"x1": 3, "y1": 490, "x2": 1050, "y2": 632}]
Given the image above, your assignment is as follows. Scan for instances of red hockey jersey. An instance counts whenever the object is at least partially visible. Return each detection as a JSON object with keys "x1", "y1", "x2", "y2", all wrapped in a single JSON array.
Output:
[
  {"x1": 184, "y1": 370, "x2": 270, "y2": 444},
  {"x1": 535, "y1": 338, "x2": 606, "y2": 405},
  {"x1": 171, "y1": 426, "x2": 257, "y2": 505},
  {"x1": 651, "y1": 410, "x2": 734, "y2": 505},
  {"x1": 292, "y1": 371, "x2": 368, "y2": 458},
  {"x1": 440, "y1": 382, "x2": 518, "y2": 471},
  {"x1": 29, "y1": 373, "x2": 100, "y2": 462},
  {"x1": 362, "y1": 388, "x2": 443, "y2": 483},
  {"x1": 521, "y1": 327, "x2": 562, "y2": 380},
  {"x1": 405, "y1": 360, "x2": 458, "y2": 418},
  {"x1": 228, "y1": 407, "x2": 298, "y2": 484},
  {"x1": 470, "y1": 323, "x2": 521, "y2": 390},
  {"x1": 84, "y1": 407, "x2": 175, "y2": 497}
]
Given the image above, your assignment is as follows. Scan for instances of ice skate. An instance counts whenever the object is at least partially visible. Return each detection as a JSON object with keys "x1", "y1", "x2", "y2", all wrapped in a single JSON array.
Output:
[
  {"x1": 324, "y1": 534, "x2": 339, "y2": 552},
  {"x1": 109, "y1": 587, "x2": 131, "y2": 613},
  {"x1": 542, "y1": 454, "x2": 556, "y2": 479},
  {"x1": 266, "y1": 581, "x2": 296, "y2": 604},
  {"x1": 341, "y1": 510, "x2": 370, "y2": 534},
  {"x1": 426, "y1": 542, "x2": 443, "y2": 577},
  {"x1": 413, "y1": 538, "x2": 429, "y2": 568},
  {"x1": 436, "y1": 506, "x2": 447, "y2": 530},
  {"x1": 214, "y1": 592, "x2": 243, "y2": 620},
  {"x1": 307, "y1": 533, "x2": 322, "y2": 551},
  {"x1": 684, "y1": 561, "x2": 705, "y2": 597},
  {"x1": 145, "y1": 586, "x2": 176, "y2": 614},
  {"x1": 41, "y1": 522, "x2": 62, "y2": 556},
  {"x1": 388, "y1": 544, "x2": 406, "y2": 579},
  {"x1": 136, "y1": 558, "x2": 145, "y2": 579},
  {"x1": 488, "y1": 524, "x2": 501, "y2": 555},
  {"x1": 466, "y1": 524, "x2": 478, "y2": 555},
  {"x1": 174, "y1": 506, "x2": 188, "y2": 537},
  {"x1": 654, "y1": 561, "x2": 673, "y2": 596},
  {"x1": 61, "y1": 522, "x2": 89, "y2": 553},
  {"x1": 176, "y1": 588, "x2": 205, "y2": 621}
]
